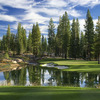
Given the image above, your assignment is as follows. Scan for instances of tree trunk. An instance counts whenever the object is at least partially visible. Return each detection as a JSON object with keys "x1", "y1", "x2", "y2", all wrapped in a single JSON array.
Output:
[{"x1": 65, "y1": 54, "x2": 67, "y2": 59}]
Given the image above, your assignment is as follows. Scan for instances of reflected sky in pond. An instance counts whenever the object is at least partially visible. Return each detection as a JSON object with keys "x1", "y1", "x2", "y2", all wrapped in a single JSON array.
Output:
[{"x1": 0, "y1": 65, "x2": 100, "y2": 87}]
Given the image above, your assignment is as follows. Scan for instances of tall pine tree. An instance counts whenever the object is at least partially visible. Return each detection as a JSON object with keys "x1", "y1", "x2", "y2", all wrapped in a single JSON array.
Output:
[
  {"x1": 32, "y1": 23, "x2": 41, "y2": 57},
  {"x1": 62, "y1": 12, "x2": 70, "y2": 59},
  {"x1": 48, "y1": 18, "x2": 55, "y2": 56},
  {"x1": 16, "y1": 23, "x2": 23, "y2": 54},
  {"x1": 84, "y1": 9, "x2": 94, "y2": 60},
  {"x1": 95, "y1": 16, "x2": 100, "y2": 64},
  {"x1": 27, "y1": 31, "x2": 32, "y2": 53}
]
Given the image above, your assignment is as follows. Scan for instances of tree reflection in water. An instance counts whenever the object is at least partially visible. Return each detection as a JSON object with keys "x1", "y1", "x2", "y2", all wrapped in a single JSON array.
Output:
[{"x1": 0, "y1": 65, "x2": 100, "y2": 87}]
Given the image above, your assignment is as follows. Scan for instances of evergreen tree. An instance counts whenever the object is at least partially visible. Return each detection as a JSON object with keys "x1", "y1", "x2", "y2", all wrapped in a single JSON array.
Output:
[
  {"x1": 44, "y1": 37, "x2": 47, "y2": 52},
  {"x1": 22, "y1": 27, "x2": 27, "y2": 53},
  {"x1": 62, "y1": 12, "x2": 70, "y2": 59},
  {"x1": 32, "y1": 23, "x2": 41, "y2": 57},
  {"x1": 56, "y1": 16, "x2": 63, "y2": 56},
  {"x1": 1, "y1": 35, "x2": 7, "y2": 52},
  {"x1": 84, "y1": 9, "x2": 94, "y2": 60},
  {"x1": 27, "y1": 31, "x2": 32, "y2": 53},
  {"x1": 95, "y1": 16, "x2": 100, "y2": 64},
  {"x1": 41, "y1": 35, "x2": 47, "y2": 55},
  {"x1": 41, "y1": 35, "x2": 45, "y2": 55},
  {"x1": 16, "y1": 23, "x2": 23, "y2": 54},
  {"x1": 70, "y1": 19, "x2": 76, "y2": 58},
  {"x1": 80, "y1": 32, "x2": 85, "y2": 59},
  {"x1": 10, "y1": 33, "x2": 16, "y2": 56},
  {"x1": 70, "y1": 18, "x2": 80, "y2": 59},
  {"x1": 4, "y1": 25, "x2": 11, "y2": 58},
  {"x1": 48, "y1": 18, "x2": 55, "y2": 56},
  {"x1": 6, "y1": 25, "x2": 11, "y2": 51},
  {"x1": 75, "y1": 18, "x2": 80, "y2": 58}
]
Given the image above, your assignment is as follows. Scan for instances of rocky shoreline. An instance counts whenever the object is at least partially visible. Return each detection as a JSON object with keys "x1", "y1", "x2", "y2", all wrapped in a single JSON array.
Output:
[
  {"x1": 0, "y1": 58, "x2": 27, "y2": 72},
  {"x1": 0, "y1": 57, "x2": 39, "y2": 72}
]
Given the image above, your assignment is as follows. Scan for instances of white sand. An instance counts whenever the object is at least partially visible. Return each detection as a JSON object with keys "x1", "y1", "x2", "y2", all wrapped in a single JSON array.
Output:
[{"x1": 41, "y1": 63, "x2": 68, "y2": 69}]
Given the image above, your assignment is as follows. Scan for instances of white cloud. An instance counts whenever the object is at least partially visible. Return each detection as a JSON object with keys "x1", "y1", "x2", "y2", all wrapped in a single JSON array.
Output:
[
  {"x1": 0, "y1": 0, "x2": 34, "y2": 10},
  {"x1": 0, "y1": 25, "x2": 8, "y2": 30},
  {"x1": 0, "y1": 14, "x2": 18, "y2": 22},
  {"x1": 79, "y1": 19, "x2": 85, "y2": 32},
  {"x1": 0, "y1": 37, "x2": 2, "y2": 40},
  {"x1": 93, "y1": 19, "x2": 98, "y2": 26},
  {"x1": 67, "y1": 9, "x2": 81, "y2": 17},
  {"x1": 46, "y1": 0, "x2": 67, "y2": 8},
  {"x1": 40, "y1": 25, "x2": 48, "y2": 34},
  {"x1": 70, "y1": 18, "x2": 98, "y2": 33},
  {"x1": 22, "y1": 24, "x2": 33, "y2": 30},
  {"x1": 0, "y1": 0, "x2": 100, "y2": 36},
  {"x1": 68, "y1": 0, "x2": 100, "y2": 7}
]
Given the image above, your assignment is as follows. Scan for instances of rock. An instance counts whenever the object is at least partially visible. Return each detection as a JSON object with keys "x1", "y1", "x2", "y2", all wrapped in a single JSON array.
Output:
[
  {"x1": 16, "y1": 59, "x2": 23, "y2": 63},
  {"x1": 12, "y1": 67, "x2": 17, "y2": 70},
  {"x1": 12, "y1": 60, "x2": 17, "y2": 64},
  {"x1": 2, "y1": 59, "x2": 11, "y2": 63}
]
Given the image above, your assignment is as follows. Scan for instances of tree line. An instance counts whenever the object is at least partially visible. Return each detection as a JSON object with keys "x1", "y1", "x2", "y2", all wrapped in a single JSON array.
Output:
[
  {"x1": 0, "y1": 9, "x2": 100, "y2": 63},
  {"x1": 48, "y1": 9, "x2": 100, "y2": 63}
]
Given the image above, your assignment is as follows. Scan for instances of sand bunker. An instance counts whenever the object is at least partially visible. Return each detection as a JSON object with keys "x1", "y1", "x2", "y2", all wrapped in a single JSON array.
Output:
[{"x1": 41, "y1": 63, "x2": 68, "y2": 69}]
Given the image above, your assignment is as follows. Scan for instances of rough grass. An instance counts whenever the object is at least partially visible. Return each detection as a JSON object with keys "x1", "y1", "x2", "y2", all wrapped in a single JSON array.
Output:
[
  {"x1": 39, "y1": 58, "x2": 100, "y2": 72},
  {"x1": 0, "y1": 86, "x2": 100, "y2": 100}
]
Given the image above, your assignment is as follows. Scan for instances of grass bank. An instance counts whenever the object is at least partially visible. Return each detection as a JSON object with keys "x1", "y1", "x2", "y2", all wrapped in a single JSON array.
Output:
[
  {"x1": 0, "y1": 86, "x2": 100, "y2": 100},
  {"x1": 39, "y1": 58, "x2": 100, "y2": 72}
]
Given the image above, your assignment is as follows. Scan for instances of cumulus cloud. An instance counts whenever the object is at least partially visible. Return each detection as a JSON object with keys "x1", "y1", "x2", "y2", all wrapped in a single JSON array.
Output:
[
  {"x1": 0, "y1": 14, "x2": 18, "y2": 22},
  {"x1": 0, "y1": 0, "x2": 100, "y2": 35},
  {"x1": 44, "y1": 0, "x2": 68, "y2": 8},
  {"x1": 0, "y1": 0, "x2": 34, "y2": 9},
  {"x1": 68, "y1": 0, "x2": 100, "y2": 7}
]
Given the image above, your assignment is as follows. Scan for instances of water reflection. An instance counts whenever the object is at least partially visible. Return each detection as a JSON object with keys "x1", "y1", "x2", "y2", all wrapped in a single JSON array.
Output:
[{"x1": 0, "y1": 65, "x2": 100, "y2": 87}]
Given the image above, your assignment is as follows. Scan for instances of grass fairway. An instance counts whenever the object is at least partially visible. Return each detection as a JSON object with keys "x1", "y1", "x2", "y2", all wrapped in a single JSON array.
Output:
[
  {"x1": 0, "y1": 87, "x2": 100, "y2": 100},
  {"x1": 39, "y1": 58, "x2": 100, "y2": 72}
]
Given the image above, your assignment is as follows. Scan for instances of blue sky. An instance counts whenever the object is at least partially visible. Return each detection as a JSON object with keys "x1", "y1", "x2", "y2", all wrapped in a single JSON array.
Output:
[{"x1": 0, "y1": 0, "x2": 100, "y2": 39}]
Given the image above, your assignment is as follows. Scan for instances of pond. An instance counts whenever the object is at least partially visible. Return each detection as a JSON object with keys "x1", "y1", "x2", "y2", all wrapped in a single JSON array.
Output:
[{"x1": 0, "y1": 65, "x2": 100, "y2": 87}]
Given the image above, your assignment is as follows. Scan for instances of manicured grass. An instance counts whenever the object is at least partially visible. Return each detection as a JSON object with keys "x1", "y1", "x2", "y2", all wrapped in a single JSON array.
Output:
[
  {"x1": 0, "y1": 86, "x2": 100, "y2": 100},
  {"x1": 39, "y1": 58, "x2": 98, "y2": 65},
  {"x1": 39, "y1": 58, "x2": 100, "y2": 72}
]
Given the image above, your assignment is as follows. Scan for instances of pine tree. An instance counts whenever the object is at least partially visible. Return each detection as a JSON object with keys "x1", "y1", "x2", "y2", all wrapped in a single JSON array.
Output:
[
  {"x1": 80, "y1": 31, "x2": 85, "y2": 58},
  {"x1": 4, "y1": 25, "x2": 11, "y2": 58},
  {"x1": 10, "y1": 33, "x2": 16, "y2": 56},
  {"x1": 48, "y1": 18, "x2": 55, "y2": 56},
  {"x1": 56, "y1": 16, "x2": 63, "y2": 56},
  {"x1": 32, "y1": 23, "x2": 41, "y2": 57},
  {"x1": 41, "y1": 35, "x2": 47, "y2": 56},
  {"x1": 75, "y1": 18, "x2": 80, "y2": 58},
  {"x1": 62, "y1": 12, "x2": 70, "y2": 59},
  {"x1": 16, "y1": 23, "x2": 23, "y2": 54},
  {"x1": 44, "y1": 37, "x2": 47, "y2": 52},
  {"x1": 95, "y1": 16, "x2": 100, "y2": 64},
  {"x1": 22, "y1": 27, "x2": 27, "y2": 53},
  {"x1": 27, "y1": 31, "x2": 32, "y2": 53},
  {"x1": 6, "y1": 25, "x2": 11, "y2": 51},
  {"x1": 70, "y1": 18, "x2": 80, "y2": 59},
  {"x1": 2, "y1": 35, "x2": 7, "y2": 52},
  {"x1": 70, "y1": 19, "x2": 76, "y2": 58},
  {"x1": 84, "y1": 9, "x2": 94, "y2": 60},
  {"x1": 41, "y1": 35, "x2": 45, "y2": 55}
]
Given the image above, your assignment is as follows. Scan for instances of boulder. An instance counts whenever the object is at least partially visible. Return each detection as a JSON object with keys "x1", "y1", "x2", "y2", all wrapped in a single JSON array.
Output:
[
  {"x1": 2, "y1": 59, "x2": 11, "y2": 63},
  {"x1": 12, "y1": 60, "x2": 17, "y2": 64},
  {"x1": 16, "y1": 59, "x2": 23, "y2": 63}
]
